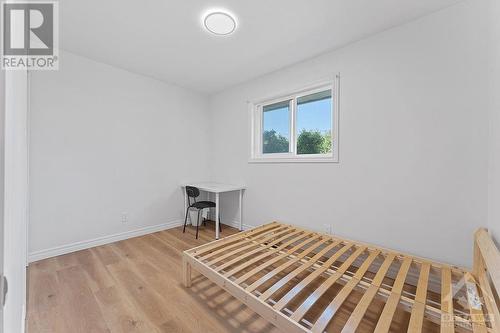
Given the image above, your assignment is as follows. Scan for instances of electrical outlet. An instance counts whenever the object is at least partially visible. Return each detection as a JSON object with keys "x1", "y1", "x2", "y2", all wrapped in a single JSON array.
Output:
[
  {"x1": 323, "y1": 224, "x2": 333, "y2": 235},
  {"x1": 121, "y1": 212, "x2": 128, "y2": 223}
]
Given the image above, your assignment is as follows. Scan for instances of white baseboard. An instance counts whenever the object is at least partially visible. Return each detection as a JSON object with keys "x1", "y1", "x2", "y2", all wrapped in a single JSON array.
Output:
[
  {"x1": 224, "y1": 220, "x2": 254, "y2": 231},
  {"x1": 28, "y1": 220, "x2": 183, "y2": 263}
]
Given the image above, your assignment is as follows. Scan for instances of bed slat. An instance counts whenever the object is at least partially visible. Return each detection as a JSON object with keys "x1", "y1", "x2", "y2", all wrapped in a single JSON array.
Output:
[
  {"x1": 310, "y1": 250, "x2": 380, "y2": 333},
  {"x1": 372, "y1": 256, "x2": 412, "y2": 333},
  {"x1": 234, "y1": 234, "x2": 324, "y2": 285},
  {"x1": 191, "y1": 222, "x2": 281, "y2": 256},
  {"x1": 245, "y1": 238, "x2": 336, "y2": 293},
  {"x1": 291, "y1": 246, "x2": 366, "y2": 322},
  {"x1": 183, "y1": 223, "x2": 497, "y2": 333},
  {"x1": 206, "y1": 227, "x2": 295, "y2": 266},
  {"x1": 213, "y1": 228, "x2": 302, "y2": 271},
  {"x1": 407, "y1": 262, "x2": 430, "y2": 333},
  {"x1": 258, "y1": 241, "x2": 346, "y2": 301},
  {"x1": 440, "y1": 267, "x2": 454, "y2": 333},
  {"x1": 200, "y1": 225, "x2": 289, "y2": 260},
  {"x1": 341, "y1": 254, "x2": 396, "y2": 333},
  {"x1": 223, "y1": 230, "x2": 309, "y2": 277},
  {"x1": 272, "y1": 243, "x2": 358, "y2": 311}
]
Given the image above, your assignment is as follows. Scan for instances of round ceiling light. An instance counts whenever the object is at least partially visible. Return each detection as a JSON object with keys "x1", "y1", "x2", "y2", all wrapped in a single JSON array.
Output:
[{"x1": 203, "y1": 11, "x2": 237, "y2": 35}]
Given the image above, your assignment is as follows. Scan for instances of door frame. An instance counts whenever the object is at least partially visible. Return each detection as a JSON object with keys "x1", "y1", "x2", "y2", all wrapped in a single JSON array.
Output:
[{"x1": 2, "y1": 69, "x2": 29, "y2": 333}]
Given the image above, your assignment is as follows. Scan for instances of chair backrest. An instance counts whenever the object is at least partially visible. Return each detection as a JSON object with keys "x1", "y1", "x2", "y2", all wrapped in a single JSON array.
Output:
[{"x1": 186, "y1": 186, "x2": 200, "y2": 202}]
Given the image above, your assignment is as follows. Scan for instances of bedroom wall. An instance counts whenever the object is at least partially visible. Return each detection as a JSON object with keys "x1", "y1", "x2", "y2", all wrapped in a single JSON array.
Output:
[
  {"x1": 488, "y1": 0, "x2": 500, "y2": 245},
  {"x1": 28, "y1": 51, "x2": 210, "y2": 259},
  {"x1": 208, "y1": 0, "x2": 489, "y2": 267}
]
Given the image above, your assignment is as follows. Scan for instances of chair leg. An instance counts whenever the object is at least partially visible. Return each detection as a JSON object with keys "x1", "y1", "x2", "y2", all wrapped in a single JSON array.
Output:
[
  {"x1": 196, "y1": 210, "x2": 201, "y2": 239},
  {"x1": 183, "y1": 207, "x2": 189, "y2": 233}
]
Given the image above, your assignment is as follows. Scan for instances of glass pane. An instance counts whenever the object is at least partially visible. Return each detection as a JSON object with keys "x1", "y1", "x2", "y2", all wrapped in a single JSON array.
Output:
[
  {"x1": 296, "y1": 90, "x2": 332, "y2": 155},
  {"x1": 262, "y1": 100, "x2": 290, "y2": 154}
]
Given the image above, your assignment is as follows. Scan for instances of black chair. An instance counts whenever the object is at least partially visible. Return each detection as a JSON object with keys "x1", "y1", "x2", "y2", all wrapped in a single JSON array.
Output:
[{"x1": 183, "y1": 186, "x2": 221, "y2": 239}]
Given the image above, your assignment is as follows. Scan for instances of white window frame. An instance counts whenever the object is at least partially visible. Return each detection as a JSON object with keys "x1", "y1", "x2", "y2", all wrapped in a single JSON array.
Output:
[{"x1": 249, "y1": 75, "x2": 339, "y2": 163}]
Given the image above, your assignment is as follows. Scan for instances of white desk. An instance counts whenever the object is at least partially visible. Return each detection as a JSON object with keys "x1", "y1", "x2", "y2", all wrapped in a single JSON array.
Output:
[{"x1": 182, "y1": 182, "x2": 245, "y2": 239}]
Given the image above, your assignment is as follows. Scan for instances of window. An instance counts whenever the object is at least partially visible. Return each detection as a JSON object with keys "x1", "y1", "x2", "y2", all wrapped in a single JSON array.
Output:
[
  {"x1": 250, "y1": 78, "x2": 338, "y2": 162},
  {"x1": 296, "y1": 90, "x2": 332, "y2": 155},
  {"x1": 262, "y1": 100, "x2": 291, "y2": 154}
]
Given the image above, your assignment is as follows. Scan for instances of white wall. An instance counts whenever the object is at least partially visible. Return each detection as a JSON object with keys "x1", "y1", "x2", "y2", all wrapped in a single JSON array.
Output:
[
  {"x1": 28, "y1": 0, "x2": 496, "y2": 268},
  {"x1": 488, "y1": 0, "x2": 500, "y2": 245},
  {"x1": 208, "y1": 0, "x2": 489, "y2": 267},
  {"x1": 29, "y1": 51, "x2": 210, "y2": 256}
]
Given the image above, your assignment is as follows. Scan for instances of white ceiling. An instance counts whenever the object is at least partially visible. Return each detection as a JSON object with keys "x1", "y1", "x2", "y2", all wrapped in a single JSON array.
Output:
[{"x1": 60, "y1": 0, "x2": 463, "y2": 94}]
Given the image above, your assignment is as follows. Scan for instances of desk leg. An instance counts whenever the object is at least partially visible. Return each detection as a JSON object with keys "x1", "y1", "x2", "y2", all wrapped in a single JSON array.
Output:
[
  {"x1": 184, "y1": 188, "x2": 189, "y2": 225},
  {"x1": 239, "y1": 190, "x2": 243, "y2": 231},
  {"x1": 215, "y1": 193, "x2": 220, "y2": 239}
]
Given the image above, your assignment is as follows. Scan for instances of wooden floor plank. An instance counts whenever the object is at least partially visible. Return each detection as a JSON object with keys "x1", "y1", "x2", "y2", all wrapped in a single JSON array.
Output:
[
  {"x1": 27, "y1": 224, "x2": 281, "y2": 333},
  {"x1": 56, "y1": 266, "x2": 111, "y2": 333},
  {"x1": 26, "y1": 267, "x2": 73, "y2": 333},
  {"x1": 108, "y1": 260, "x2": 191, "y2": 332},
  {"x1": 77, "y1": 248, "x2": 115, "y2": 292},
  {"x1": 93, "y1": 244, "x2": 121, "y2": 266},
  {"x1": 28, "y1": 222, "x2": 486, "y2": 333},
  {"x1": 94, "y1": 286, "x2": 160, "y2": 333}
]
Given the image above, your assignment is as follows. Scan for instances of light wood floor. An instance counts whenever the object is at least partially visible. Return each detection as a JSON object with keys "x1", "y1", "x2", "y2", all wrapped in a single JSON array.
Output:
[{"x1": 27, "y1": 222, "x2": 280, "y2": 333}]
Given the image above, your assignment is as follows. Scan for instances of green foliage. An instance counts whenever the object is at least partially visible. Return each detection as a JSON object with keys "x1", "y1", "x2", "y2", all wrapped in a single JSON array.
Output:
[
  {"x1": 297, "y1": 130, "x2": 332, "y2": 154},
  {"x1": 263, "y1": 130, "x2": 289, "y2": 153},
  {"x1": 262, "y1": 129, "x2": 332, "y2": 155}
]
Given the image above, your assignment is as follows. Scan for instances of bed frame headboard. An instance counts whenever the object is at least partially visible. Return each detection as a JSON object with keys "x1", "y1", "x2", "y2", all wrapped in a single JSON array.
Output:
[{"x1": 473, "y1": 228, "x2": 500, "y2": 332}]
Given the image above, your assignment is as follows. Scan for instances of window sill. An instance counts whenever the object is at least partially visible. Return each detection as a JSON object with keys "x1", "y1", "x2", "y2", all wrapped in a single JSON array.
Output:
[{"x1": 248, "y1": 156, "x2": 339, "y2": 164}]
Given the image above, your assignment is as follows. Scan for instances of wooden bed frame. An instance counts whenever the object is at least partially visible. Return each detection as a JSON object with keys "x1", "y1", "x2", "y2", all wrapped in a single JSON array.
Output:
[{"x1": 182, "y1": 222, "x2": 500, "y2": 333}]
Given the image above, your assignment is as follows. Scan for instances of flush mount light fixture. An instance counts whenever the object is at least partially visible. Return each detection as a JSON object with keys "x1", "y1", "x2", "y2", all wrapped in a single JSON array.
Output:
[{"x1": 203, "y1": 11, "x2": 237, "y2": 35}]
